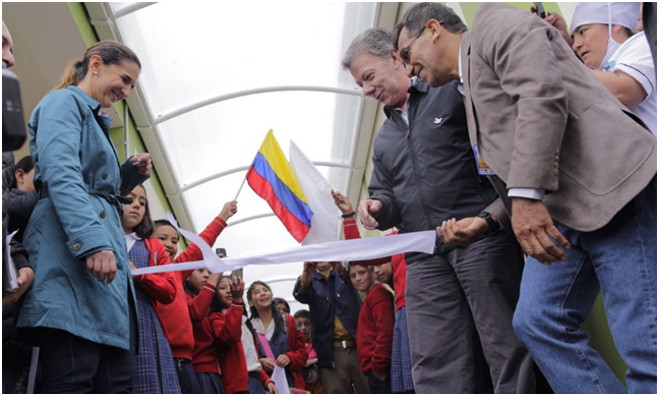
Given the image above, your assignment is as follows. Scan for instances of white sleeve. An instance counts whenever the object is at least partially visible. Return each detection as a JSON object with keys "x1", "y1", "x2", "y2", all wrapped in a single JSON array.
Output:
[
  {"x1": 508, "y1": 187, "x2": 545, "y2": 200},
  {"x1": 610, "y1": 33, "x2": 656, "y2": 99}
]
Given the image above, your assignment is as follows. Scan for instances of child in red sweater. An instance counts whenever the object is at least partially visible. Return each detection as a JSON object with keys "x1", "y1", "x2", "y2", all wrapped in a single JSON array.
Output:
[
  {"x1": 213, "y1": 276, "x2": 277, "y2": 394},
  {"x1": 349, "y1": 263, "x2": 394, "y2": 394},
  {"x1": 294, "y1": 309, "x2": 323, "y2": 394},
  {"x1": 122, "y1": 185, "x2": 179, "y2": 393},
  {"x1": 334, "y1": 190, "x2": 414, "y2": 393},
  {"x1": 185, "y1": 270, "x2": 244, "y2": 393},
  {"x1": 151, "y1": 200, "x2": 237, "y2": 394}
]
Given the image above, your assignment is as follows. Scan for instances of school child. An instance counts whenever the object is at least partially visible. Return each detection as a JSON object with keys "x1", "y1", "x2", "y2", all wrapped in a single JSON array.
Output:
[
  {"x1": 335, "y1": 190, "x2": 414, "y2": 393},
  {"x1": 122, "y1": 184, "x2": 180, "y2": 393},
  {"x1": 274, "y1": 297, "x2": 291, "y2": 316},
  {"x1": 210, "y1": 275, "x2": 272, "y2": 394},
  {"x1": 247, "y1": 281, "x2": 308, "y2": 392},
  {"x1": 349, "y1": 264, "x2": 394, "y2": 394},
  {"x1": 241, "y1": 306, "x2": 278, "y2": 394},
  {"x1": 183, "y1": 270, "x2": 240, "y2": 393},
  {"x1": 294, "y1": 309, "x2": 323, "y2": 394},
  {"x1": 150, "y1": 201, "x2": 237, "y2": 394}
]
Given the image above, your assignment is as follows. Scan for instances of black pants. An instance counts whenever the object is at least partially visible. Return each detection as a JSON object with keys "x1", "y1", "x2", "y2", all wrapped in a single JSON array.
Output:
[
  {"x1": 368, "y1": 370, "x2": 392, "y2": 394},
  {"x1": 38, "y1": 328, "x2": 132, "y2": 394},
  {"x1": 174, "y1": 357, "x2": 201, "y2": 394}
]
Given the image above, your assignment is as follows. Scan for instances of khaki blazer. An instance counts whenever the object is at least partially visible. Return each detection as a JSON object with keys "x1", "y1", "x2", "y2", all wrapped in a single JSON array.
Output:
[{"x1": 461, "y1": 3, "x2": 656, "y2": 232}]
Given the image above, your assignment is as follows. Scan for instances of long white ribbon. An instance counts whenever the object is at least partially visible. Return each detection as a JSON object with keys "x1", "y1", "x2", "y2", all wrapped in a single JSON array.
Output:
[{"x1": 131, "y1": 213, "x2": 436, "y2": 275}]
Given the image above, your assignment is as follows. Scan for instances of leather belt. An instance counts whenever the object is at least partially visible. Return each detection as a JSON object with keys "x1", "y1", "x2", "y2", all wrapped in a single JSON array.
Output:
[{"x1": 333, "y1": 340, "x2": 355, "y2": 349}]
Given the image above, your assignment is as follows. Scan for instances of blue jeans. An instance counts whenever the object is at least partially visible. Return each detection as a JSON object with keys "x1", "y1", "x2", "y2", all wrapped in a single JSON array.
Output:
[{"x1": 513, "y1": 183, "x2": 657, "y2": 394}]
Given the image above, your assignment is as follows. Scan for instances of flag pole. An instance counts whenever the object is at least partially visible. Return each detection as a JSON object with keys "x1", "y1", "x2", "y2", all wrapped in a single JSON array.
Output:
[{"x1": 235, "y1": 175, "x2": 247, "y2": 200}]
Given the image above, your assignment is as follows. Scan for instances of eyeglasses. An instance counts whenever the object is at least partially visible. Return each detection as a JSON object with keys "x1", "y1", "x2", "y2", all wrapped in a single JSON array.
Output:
[{"x1": 400, "y1": 26, "x2": 426, "y2": 64}]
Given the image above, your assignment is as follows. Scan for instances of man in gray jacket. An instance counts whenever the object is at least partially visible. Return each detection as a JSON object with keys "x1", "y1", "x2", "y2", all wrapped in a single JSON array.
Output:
[
  {"x1": 343, "y1": 28, "x2": 541, "y2": 393},
  {"x1": 396, "y1": 3, "x2": 656, "y2": 393}
]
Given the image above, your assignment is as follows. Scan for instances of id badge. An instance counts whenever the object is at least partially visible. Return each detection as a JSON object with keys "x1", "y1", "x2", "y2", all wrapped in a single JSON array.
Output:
[{"x1": 472, "y1": 144, "x2": 496, "y2": 176}]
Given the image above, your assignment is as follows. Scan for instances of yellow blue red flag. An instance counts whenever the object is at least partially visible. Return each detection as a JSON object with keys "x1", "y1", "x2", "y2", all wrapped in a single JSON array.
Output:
[{"x1": 246, "y1": 130, "x2": 313, "y2": 242}]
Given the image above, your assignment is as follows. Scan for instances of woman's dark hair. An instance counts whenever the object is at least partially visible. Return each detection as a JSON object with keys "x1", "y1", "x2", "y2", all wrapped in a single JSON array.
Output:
[
  {"x1": 247, "y1": 280, "x2": 285, "y2": 340},
  {"x1": 11, "y1": 155, "x2": 34, "y2": 188},
  {"x1": 274, "y1": 297, "x2": 291, "y2": 314},
  {"x1": 55, "y1": 40, "x2": 141, "y2": 89},
  {"x1": 130, "y1": 184, "x2": 154, "y2": 239}
]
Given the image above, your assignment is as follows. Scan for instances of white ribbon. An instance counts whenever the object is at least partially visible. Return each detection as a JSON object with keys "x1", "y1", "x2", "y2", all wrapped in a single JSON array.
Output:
[{"x1": 131, "y1": 213, "x2": 436, "y2": 276}]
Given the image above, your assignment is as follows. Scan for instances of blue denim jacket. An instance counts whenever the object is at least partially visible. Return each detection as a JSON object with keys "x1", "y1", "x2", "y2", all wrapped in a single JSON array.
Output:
[{"x1": 18, "y1": 86, "x2": 146, "y2": 350}]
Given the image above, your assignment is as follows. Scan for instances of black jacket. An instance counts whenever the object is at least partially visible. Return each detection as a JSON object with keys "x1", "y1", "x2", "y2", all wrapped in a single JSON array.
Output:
[
  {"x1": 293, "y1": 269, "x2": 361, "y2": 368},
  {"x1": 369, "y1": 79, "x2": 500, "y2": 258},
  {"x1": 2, "y1": 152, "x2": 29, "y2": 272}
]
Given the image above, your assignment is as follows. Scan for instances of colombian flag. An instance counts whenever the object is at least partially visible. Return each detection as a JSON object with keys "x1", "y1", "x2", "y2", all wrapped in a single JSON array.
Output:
[{"x1": 247, "y1": 130, "x2": 314, "y2": 242}]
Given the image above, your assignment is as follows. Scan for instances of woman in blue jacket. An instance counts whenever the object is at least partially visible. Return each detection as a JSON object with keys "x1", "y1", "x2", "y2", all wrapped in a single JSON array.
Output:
[{"x1": 17, "y1": 40, "x2": 152, "y2": 393}]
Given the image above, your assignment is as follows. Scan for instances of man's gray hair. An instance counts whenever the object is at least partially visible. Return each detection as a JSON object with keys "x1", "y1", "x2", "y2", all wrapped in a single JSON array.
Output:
[
  {"x1": 395, "y1": 3, "x2": 467, "y2": 49},
  {"x1": 341, "y1": 28, "x2": 395, "y2": 70}
]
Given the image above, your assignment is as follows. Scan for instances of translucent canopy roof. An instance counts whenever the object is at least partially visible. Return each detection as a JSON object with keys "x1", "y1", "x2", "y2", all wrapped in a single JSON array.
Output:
[{"x1": 86, "y1": 2, "x2": 386, "y2": 311}]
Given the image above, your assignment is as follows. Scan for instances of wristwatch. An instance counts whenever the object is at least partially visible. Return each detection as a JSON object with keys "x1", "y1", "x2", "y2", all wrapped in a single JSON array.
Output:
[
  {"x1": 341, "y1": 211, "x2": 356, "y2": 219},
  {"x1": 477, "y1": 211, "x2": 499, "y2": 234}
]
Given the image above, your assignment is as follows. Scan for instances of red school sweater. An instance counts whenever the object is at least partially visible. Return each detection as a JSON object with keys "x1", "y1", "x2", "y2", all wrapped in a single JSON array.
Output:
[
  {"x1": 220, "y1": 318, "x2": 274, "y2": 393},
  {"x1": 342, "y1": 219, "x2": 408, "y2": 310},
  {"x1": 154, "y1": 217, "x2": 227, "y2": 360},
  {"x1": 136, "y1": 238, "x2": 177, "y2": 305},
  {"x1": 356, "y1": 282, "x2": 394, "y2": 376},
  {"x1": 214, "y1": 306, "x2": 255, "y2": 393},
  {"x1": 186, "y1": 282, "x2": 244, "y2": 374}
]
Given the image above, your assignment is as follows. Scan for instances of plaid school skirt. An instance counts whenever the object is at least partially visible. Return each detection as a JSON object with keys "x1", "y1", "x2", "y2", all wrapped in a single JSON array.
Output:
[{"x1": 391, "y1": 306, "x2": 415, "y2": 393}]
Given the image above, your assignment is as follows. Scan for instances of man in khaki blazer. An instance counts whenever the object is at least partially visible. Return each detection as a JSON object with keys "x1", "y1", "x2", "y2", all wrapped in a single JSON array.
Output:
[{"x1": 395, "y1": 3, "x2": 656, "y2": 394}]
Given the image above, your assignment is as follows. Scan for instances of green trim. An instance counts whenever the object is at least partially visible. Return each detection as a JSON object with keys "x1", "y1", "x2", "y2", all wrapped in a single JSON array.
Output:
[
  {"x1": 581, "y1": 296, "x2": 627, "y2": 384},
  {"x1": 461, "y1": 2, "x2": 564, "y2": 26},
  {"x1": 67, "y1": 3, "x2": 98, "y2": 45}
]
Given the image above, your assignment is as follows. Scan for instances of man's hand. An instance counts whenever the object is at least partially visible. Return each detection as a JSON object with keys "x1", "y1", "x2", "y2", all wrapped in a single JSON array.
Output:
[
  {"x1": 358, "y1": 199, "x2": 381, "y2": 230},
  {"x1": 130, "y1": 153, "x2": 152, "y2": 176},
  {"x1": 86, "y1": 249, "x2": 117, "y2": 283},
  {"x1": 2, "y1": 266, "x2": 34, "y2": 306},
  {"x1": 437, "y1": 216, "x2": 488, "y2": 247},
  {"x1": 511, "y1": 198, "x2": 570, "y2": 264},
  {"x1": 218, "y1": 200, "x2": 238, "y2": 221},
  {"x1": 331, "y1": 190, "x2": 353, "y2": 215},
  {"x1": 297, "y1": 262, "x2": 315, "y2": 292}
]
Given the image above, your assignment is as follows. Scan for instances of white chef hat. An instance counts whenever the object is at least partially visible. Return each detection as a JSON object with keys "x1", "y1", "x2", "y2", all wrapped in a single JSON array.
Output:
[{"x1": 570, "y1": 2, "x2": 640, "y2": 33}]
